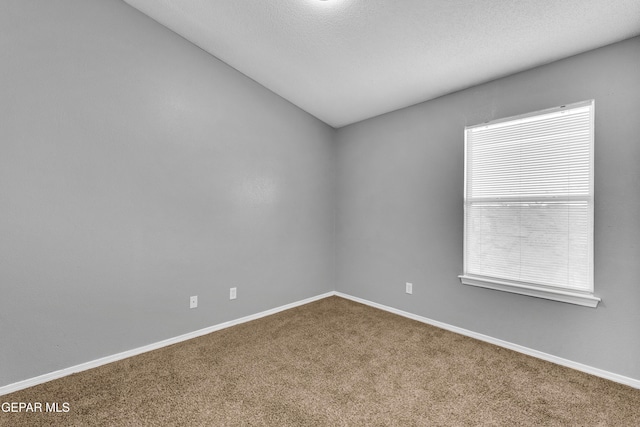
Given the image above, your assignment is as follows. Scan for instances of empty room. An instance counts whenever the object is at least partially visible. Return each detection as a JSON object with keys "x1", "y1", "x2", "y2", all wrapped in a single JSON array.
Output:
[{"x1": 1, "y1": 0, "x2": 639, "y2": 425}]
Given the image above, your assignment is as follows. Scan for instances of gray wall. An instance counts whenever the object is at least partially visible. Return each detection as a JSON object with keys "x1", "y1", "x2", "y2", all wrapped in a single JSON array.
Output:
[
  {"x1": 0, "y1": 0, "x2": 335, "y2": 387},
  {"x1": 336, "y1": 37, "x2": 640, "y2": 380}
]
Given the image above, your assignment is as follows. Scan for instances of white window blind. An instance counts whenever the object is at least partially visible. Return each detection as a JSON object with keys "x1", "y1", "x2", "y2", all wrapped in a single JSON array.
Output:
[{"x1": 459, "y1": 100, "x2": 599, "y2": 307}]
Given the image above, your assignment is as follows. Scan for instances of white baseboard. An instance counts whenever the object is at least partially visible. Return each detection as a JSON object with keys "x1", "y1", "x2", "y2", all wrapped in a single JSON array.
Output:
[
  {"x1": 0, "y1": 291, "x2": 335, "y2": 397},
  {"x1": 335, "y1": 292, "x2": 640, "y2": 390},
  {"x1": 3, "y1": 290, "x2": 638, "y2": 396}
]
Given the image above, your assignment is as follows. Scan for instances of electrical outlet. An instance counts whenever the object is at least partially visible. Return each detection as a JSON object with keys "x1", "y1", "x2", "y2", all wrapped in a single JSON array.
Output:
[
  {"x1": 230, "y1": 287, "x2": 237, "y2": 300},
  {"x1": 406, "y1": 282, "x2": 413, "y2": 294},
  {"x1": 190, "y1": 295, "x2": 198, "y2": 309}
]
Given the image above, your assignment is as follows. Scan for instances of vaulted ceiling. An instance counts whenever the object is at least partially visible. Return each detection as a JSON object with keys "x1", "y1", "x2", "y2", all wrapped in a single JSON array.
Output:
[{"x1": 122, "y1": 0, "x2": 640, "y2": 128}]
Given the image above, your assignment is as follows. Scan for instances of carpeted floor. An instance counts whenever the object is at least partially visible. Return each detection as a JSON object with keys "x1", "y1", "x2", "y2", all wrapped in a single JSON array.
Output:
[{"x1": 1, "y1": 296, "x2": 639, "y2": 426}]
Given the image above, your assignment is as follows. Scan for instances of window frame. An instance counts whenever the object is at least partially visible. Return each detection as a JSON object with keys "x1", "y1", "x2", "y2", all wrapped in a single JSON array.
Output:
[{"x1": 459, "y1": 100, "x2": 600, "y2": 308}]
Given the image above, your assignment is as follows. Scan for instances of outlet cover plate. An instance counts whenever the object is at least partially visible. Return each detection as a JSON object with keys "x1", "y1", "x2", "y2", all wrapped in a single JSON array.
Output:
[{"x1": 190, "y1": 295, "x2": 198, "y2": 308}]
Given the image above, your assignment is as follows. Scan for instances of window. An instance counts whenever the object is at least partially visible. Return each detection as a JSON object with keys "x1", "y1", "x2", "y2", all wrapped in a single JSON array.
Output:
[{"x1": 459, "y1": 100, "x2": 599, "y2": 307}]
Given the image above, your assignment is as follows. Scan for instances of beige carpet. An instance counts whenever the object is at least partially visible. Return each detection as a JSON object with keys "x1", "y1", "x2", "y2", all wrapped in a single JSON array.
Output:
[{"x1": 1, "y1": 296, "x2": 639, "y2": 426}]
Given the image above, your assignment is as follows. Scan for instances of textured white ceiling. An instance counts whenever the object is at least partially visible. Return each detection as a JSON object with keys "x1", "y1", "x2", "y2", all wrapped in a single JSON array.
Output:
[{"x1": 122, "y1": 0, "x2": 640, "y2": 128}]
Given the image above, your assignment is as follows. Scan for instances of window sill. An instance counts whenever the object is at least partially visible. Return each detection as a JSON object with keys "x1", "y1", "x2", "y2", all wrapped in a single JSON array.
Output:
[{"x1": 458, "y1": 275, "x2": 601, "y2": 308}]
